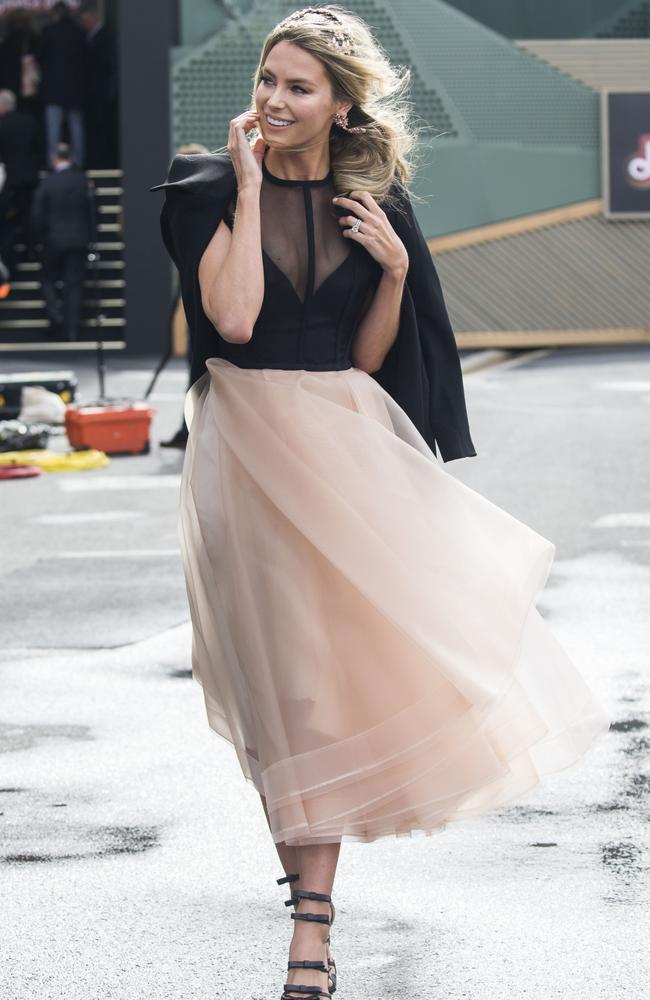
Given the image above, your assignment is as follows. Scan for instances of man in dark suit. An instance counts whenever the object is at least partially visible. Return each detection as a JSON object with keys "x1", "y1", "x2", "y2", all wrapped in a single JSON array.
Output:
[
  {"x1": 32, "y1": 142, "x2": 96, "y2": 340},
  {"x1": 0, "y1": 89, "x2": 41, "y2": 277},
  {"x1": 79, "y1": 1, "x2": 119, "y2": 169},
  {"x1": 39, "y1": 2, "x2": 88, "y2": 167}
]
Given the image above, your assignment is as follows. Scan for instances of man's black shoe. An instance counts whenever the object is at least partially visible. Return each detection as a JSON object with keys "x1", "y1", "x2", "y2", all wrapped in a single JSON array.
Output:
[{"x1": 160, "y1": 427, "x2": 188, "y2": 449}]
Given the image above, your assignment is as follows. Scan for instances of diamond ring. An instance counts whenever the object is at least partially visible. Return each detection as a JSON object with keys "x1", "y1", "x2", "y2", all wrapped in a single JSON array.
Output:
[{"x1": 351, "y1": 218, "x2": 362, "y2": 234}]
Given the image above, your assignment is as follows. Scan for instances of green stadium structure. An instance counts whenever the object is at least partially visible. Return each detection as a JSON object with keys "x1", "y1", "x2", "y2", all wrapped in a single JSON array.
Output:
[
  {"x1": 440, "y1": 2, "x2": 650, "y2": 39},
  {"x1": 171, "y1": 1, "x2": 649, "y2": 346},
  {"x1": 591, "y1": 1, "x2": 650, "y2": 37},
  {"x1": 178, "y1": 2, "x2": 650, "y2": 44},
  {"x1": 171, "y1": 0, "x2": 599, "y2": 237}
]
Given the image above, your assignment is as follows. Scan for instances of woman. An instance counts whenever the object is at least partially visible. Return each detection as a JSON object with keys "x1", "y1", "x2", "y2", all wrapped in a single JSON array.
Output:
[{"x1": 152, "y1": 8, "x2": 610, "y2": 999}]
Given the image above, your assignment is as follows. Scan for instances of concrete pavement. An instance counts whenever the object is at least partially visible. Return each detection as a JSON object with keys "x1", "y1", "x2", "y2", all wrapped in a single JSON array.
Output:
[{"x1": 1, "y1": 346, "x2": 647, "y2": 999}]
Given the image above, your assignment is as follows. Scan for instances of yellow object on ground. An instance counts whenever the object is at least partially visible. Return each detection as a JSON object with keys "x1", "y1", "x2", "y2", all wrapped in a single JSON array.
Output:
[{"x1": 0, "y1": 449, "x2": 110, "y2": 472}]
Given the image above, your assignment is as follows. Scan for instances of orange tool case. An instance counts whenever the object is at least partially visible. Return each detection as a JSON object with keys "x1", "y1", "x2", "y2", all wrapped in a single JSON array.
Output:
[{"x1": 64, "y1": 402, "x2": 155, "y2": 455}]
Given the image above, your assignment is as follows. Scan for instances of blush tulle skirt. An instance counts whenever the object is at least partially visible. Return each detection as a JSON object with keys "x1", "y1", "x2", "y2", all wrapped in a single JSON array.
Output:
[{"x1": 178, "y1": 357, "x2": 610, "y2": 846}]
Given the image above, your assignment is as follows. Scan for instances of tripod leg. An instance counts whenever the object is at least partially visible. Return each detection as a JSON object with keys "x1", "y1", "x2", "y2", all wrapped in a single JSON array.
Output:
[{"x1": 143, "y1": 291, "x2": 180, "y2": 400}]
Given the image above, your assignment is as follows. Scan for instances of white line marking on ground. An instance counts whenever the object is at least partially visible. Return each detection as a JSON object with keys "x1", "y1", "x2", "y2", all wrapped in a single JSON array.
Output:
[
  {"x1": 55, "y1": 549, "x2": 180, "y2": 558},
  {"x1": 33, "y1": 511, "x2": 145, "y2": 525},
  {"x1": 593, "y1": 381, "x2": 650, "y2": 392},
  {"x1": 58, "y1": 475, "x2": 182, "y2": 492},
  {"x1": 593, "y1": 513, "x2": 650, "y2": 527}
]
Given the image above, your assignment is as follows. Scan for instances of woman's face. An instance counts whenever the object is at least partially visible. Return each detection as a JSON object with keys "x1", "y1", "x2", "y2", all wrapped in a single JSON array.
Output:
[{"x1": 255, "y1": 40, "x2": 348, "y2": 146}]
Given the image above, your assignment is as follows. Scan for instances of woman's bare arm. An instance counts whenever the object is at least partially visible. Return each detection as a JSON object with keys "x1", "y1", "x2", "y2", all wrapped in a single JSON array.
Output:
[
  {"x1": 350, "y1": 267, "x2": 407, "y2": 373},
  {"x1": 198, "y1": 185, "x2": 264, "y2": 344},
  {"x1": 198, "y1": 109, "x2": 266, "y2": 343},
  {"x1": 334, "y1": 190, "x2": 409, "y2": 373}
]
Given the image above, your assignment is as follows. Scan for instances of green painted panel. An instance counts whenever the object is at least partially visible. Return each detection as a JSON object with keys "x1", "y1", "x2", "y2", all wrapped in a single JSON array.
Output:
[
  {"x1": 179, "y1": 1, "x2": 650, "y2": 44},
  {"x1": 442, "y1": 1, "x2": 638, "y2": 39},
  {"x1": 415, "y1": 143, "x2": 600, "y2": 236},
  {"x1": 179, "y1": 0, "x2": 254, "y2": 46}
]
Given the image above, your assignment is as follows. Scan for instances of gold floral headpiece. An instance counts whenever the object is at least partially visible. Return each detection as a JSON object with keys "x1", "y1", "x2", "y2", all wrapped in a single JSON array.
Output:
[{"x1": 278, "y1": 7, "x2": 356, "y2": 56}]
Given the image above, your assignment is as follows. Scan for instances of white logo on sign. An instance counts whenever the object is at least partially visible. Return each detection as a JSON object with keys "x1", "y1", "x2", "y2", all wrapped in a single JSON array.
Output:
[{"x1": 627, "y1": 135, "x2": 650, "y2": 184}]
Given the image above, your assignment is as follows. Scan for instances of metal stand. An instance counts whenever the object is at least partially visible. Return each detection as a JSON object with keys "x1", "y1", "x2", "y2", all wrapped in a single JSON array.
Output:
[
  {"x1": 143, "y1": 277, "x2": 181, "y2": 401},
  {"x1": 88, "y1": 248, "x2": 108, "y2": 401}
]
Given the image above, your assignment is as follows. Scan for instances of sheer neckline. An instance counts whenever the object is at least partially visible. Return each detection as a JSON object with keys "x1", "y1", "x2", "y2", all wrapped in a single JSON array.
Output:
[{"x1": 262, "y1": 155, "x2": 333, "y2": 187}]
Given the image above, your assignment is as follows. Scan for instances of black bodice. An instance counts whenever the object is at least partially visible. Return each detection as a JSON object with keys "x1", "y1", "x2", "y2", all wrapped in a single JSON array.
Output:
[
  {"x1": 153, "y1": 148, "x2": 477, "y2": 460},
  {"x1": 214, "y1": 155, "x2": 380, "y2": 371}
]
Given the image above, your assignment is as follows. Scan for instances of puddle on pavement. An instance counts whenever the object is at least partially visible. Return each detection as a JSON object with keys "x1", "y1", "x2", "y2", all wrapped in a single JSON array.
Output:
[
  {"x1": 601, "y1": 840, "x2": 644, "y2": 875},
  {"x1": 610, "y1": 719, "x2": 648, "y2": 733},
  {"x1": 1, "y1": 824, "x2": 160, "y2": 865},
  {"x1": 0, "y1": 723, "x2": 94, "y2": 753},
  {"x1": 508, "y1": 806, "x2": 557, "y2": 820}
]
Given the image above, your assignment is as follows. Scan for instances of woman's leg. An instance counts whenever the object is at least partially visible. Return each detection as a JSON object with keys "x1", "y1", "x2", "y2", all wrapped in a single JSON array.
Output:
[
  {"x1": 259, "y1": 793, "x2": 299, "y2": 883},
  {"x1": 260, "y1": 794, "x2": 340, "y2": 996},
  {"x1": 285, "y1": 842, "x2": 340, "y2": 996}
]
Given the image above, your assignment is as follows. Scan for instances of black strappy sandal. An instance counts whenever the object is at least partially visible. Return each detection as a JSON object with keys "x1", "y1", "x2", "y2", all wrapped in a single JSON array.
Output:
[
  {"x1": 277, "y1": 874, "x2": 337, "y2": 994},
  {"x1": 277, "y1": 874, "x2": 336, "y2": 997}
]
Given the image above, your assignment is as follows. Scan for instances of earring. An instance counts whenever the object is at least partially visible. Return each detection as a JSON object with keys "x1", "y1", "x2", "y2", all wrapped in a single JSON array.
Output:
[{"x1": 333, "y1": 110, "x2": 367, "y2": 134}]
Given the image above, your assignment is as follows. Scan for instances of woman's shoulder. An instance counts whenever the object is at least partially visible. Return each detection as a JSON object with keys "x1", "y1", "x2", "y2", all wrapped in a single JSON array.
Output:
[{"x1": 150, "y1": 150, "x2": 237, "y2": 199}]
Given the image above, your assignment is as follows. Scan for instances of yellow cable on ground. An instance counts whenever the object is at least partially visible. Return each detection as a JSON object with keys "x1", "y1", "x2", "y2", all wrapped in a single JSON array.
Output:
[{"x1": 0, "y1": 449, "x2": 110, "y2": 472}]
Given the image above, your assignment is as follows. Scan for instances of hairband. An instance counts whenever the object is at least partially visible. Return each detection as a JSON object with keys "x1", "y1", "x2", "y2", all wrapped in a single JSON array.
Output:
[{"x1": 278, "y1": 7, "x2": 356, "y2": 56}]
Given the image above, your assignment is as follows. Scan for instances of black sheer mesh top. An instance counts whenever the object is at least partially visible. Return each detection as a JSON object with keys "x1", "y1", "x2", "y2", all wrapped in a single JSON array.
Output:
[{"x1": 215, "y1": 155, "x2": 381, "y2": 371}]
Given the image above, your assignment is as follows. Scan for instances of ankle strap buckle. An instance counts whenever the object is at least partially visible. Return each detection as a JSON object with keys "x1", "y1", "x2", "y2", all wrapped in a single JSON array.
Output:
[
  {"x1": 277, "y1": 872, "x2": 300, "y2": 885},
  {"x1": 291, "y1": 911, "x2": 330, "y2": 925},
  {"x1": 287, "y1": 960, "x2": 328, "y2": 972},
  {"x1": 293, "y1": 889, "x2": 332, "y2": 903}
]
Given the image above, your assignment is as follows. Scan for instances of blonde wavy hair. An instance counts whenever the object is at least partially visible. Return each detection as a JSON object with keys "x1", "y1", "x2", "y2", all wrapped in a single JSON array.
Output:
[{"x1": 243, "y1": 5, "x2": 426, "y2": 212}]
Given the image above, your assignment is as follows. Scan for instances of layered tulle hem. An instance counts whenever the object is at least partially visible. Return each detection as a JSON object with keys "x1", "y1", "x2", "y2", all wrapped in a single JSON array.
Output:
[{"x1": 178, "y1": 358, "x2": 610, "y2": 845}]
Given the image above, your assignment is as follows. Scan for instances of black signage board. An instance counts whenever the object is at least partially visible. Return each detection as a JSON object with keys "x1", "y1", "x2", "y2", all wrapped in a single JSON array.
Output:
[{"x1": 602, "y1": 90, "x2": 650, "y2": 219}]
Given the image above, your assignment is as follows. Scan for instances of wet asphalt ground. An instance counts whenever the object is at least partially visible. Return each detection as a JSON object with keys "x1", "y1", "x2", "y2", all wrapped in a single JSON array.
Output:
[{"x1": 0, "y1": 345, "x2": 648, "y2": 999}]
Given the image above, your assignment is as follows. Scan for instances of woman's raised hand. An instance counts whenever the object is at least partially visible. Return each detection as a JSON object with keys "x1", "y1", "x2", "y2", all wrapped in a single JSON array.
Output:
[
  {"x1": 334, "y1": 191, "x2": 409, "y2": 277},
  {"x1": 228, "y1": 110, "x2": 266, "y2": 191}
]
